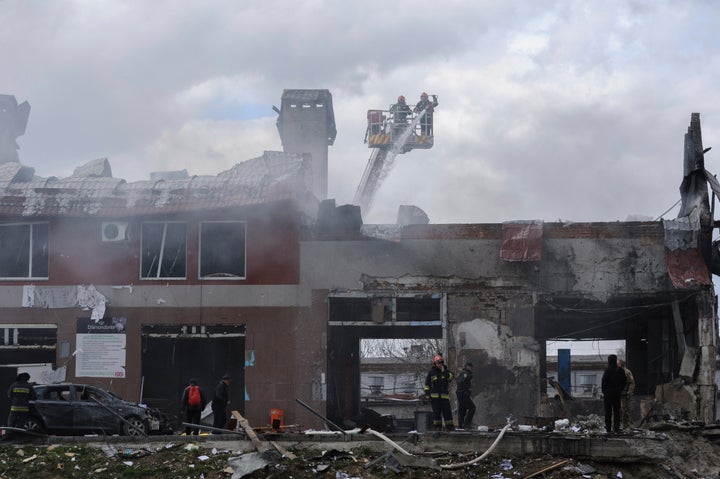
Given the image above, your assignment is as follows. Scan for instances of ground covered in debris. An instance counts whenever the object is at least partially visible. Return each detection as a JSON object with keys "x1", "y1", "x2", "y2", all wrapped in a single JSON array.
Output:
[
  {"x1": 0, "y1": 443, "x2": 660, "y2": 479},
  {"x1": 2, "y1": 419, "x2": 720, "y2": 478}
]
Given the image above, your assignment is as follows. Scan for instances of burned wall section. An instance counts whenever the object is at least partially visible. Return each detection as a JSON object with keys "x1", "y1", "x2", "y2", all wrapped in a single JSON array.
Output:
[
  {"x1": 302, "y1": 225, "x2": 545, "y2": 425},
  {"x1": 538, "y1": 222, "x2": 670, "y2": 301},
  {"x1": 302, "y1": 219, "x2": 703, "y2": 425},
  {"x1": 450, "y1": 293, "x2": 540, "y2": 425}
]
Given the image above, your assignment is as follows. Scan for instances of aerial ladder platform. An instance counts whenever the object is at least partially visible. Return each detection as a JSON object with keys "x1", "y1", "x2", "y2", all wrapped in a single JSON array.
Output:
[{"x1": 353, "y1": 96, "x2": 437, "y2": 212}]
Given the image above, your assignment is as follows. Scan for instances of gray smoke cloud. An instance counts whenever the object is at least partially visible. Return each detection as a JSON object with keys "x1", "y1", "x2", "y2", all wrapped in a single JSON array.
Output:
[{"x1": 1, "y1": 1, "x2": 719, "y2": 224}]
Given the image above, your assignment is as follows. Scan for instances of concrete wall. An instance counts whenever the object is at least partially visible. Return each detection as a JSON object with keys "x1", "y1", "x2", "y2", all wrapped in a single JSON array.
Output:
[{"x1": 300, "y1": 221, "x2": 682, "y2": 425}]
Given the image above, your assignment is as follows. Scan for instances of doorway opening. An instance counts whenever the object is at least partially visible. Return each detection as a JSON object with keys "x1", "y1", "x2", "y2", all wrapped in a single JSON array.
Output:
[
  {"x1": 327, "y1": 295, "x2": 443, "y2": 428},
  {"x1": 545, "y1": 339, "x2": 626, "y2": 398},
  {"x1": 140, "y1": 324, "x2": 245, "y2": 429}
]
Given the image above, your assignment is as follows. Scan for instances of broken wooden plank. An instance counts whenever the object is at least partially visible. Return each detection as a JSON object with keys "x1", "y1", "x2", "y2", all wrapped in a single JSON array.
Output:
[
  {"x1": 522, "y1": 459, "x2": 570, "y2": 479},
  {"x1": 232, "y1": 410, "x2": 269, "y2": 452},
  {"x1": 270, "y1": 441, "x2": 297, "y2": 460},
  {"x1": 253, "y1": 423, "x2": 301, "y2": 434}
]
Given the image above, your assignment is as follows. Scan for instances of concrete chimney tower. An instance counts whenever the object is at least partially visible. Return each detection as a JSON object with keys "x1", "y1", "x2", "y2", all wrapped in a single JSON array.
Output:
[{"x1": 276, "y1": 90, "x2": 336, "y2": 200}]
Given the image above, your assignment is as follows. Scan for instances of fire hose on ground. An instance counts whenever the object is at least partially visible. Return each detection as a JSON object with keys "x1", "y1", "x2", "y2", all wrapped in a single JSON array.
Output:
[
  {"x1": 354, "y1": 421, "x2": 512, "y2": 469},
  {"x1": 296, "y1": 398, "x2": 512, "y2": 470},
  {"x1": 439, "y1": 422, "x2": 512, "y2": 469}
]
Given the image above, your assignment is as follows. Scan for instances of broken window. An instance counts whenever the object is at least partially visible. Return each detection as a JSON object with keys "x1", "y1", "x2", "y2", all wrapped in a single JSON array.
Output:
[
  {"x1": 369, "y1": 376, "x2": 384, "y2": 395},
  {"x1": 0, "y1": 222, "x2": 49, "y2": 279},
  {"x1": 38, "y1": 385, "x2": 71, "y2": 401},
  {"x1": 0, "y1": 325, "x2": 56, "y2": 346},
  {"x1": 140, "y1": 222, "x2": 187, "y2": 279},
  {"x1": 199, "y1": 221, "x2": 246, "y2": 279},
  {"x1": 579, "y1": 374, "x2": 598, "y2": 394}
]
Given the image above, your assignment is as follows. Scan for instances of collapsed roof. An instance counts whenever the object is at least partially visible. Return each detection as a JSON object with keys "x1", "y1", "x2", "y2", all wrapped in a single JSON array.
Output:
[{"x1": 0, "y1": 152, "x2": 317, "y2": 218}]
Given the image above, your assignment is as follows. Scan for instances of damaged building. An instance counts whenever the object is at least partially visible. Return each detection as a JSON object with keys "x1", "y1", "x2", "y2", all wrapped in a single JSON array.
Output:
[{"x1": 0, "y1": 90, "x2": 716, "y2": 431}]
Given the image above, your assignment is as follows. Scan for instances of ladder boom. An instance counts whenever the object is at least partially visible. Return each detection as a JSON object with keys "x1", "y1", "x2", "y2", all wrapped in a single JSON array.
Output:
[
  {"x1": 355, "y1": 96, "x2": 436, "y2": 212},
  {"x1": 353, "y1": 148, "x2": 389, "y2": 210}
]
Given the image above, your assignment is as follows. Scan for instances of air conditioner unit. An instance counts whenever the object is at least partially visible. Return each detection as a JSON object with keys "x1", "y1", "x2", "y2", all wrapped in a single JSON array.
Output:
[{"x1": 101, "y1": 222, "x2": 129, "y2": 242}]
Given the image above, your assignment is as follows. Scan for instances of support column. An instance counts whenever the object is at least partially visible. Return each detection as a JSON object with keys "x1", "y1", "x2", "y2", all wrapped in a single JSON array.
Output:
[{"x1": 696, "y1": 288, "x2": 717, "y2": 423}]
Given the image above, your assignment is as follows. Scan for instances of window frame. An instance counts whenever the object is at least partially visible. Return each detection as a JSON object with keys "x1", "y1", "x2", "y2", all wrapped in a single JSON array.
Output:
[
  {"x1": 139, "y1": 221, "x2": 188, "y2": 280},
  {"x1": 0, "y1": 222, "x2": 49, "y2": 280},
  {"x1": 579, "y1": 374, "x2": 597, "y2": 393},
  {"x1": 198, "y1": 220, "x2": 247, "y2": 280}
]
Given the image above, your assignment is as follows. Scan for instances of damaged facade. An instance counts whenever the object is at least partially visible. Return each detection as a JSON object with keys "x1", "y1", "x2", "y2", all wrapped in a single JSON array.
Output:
[{"x1": 0, "y1": 91, "x2": 716, "y2": 431}]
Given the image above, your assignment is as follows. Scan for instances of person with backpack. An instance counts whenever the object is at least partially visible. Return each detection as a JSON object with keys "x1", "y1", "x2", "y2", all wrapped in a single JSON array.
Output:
[{"x1": 180, "y1": 378, "x2": 207, "y2": 435}]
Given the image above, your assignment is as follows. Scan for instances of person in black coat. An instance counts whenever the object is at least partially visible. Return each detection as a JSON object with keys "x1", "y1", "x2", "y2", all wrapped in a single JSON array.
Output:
[
  {"x1": 456, "y1": 362, "x2": 476, "y2": 430},
  {"x1": 601, "y1": 354, "x2": 627, "y2": 433},
  {"x1": 7, "y1": 372, "x2": 36, "y2": 429},
  {"x1": 180, "y1": 378, "x2": 207, "y2": 435},
  {"x1": 211, "y1": 374, "x2": 231, "y2": 432}
]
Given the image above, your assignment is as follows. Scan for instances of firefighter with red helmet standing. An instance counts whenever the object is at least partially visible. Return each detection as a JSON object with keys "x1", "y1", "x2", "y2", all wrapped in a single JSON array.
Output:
[
  {"x1": 389, "y1": 95, "x2": 411, "y2": 125},
  {"x1": 424, "y1": 354, "x2": 455, "y2": 431}
]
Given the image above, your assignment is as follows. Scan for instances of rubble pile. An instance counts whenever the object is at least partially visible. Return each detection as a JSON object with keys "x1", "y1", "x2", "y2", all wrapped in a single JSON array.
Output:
[{"x1": 2, "y1": 415, "x2": 720, "y2": 478}]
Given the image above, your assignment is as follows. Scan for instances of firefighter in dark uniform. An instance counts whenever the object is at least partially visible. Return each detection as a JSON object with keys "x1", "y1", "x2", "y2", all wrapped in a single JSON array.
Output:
[
  {"x1": 7, "y1": 372, "x2": 36, "y2": 429},
  {"x1": 389, "y1": 95, "x2": 412, "y2": 131},
  {"x1": 456, "y1": 362, "x2": 476, "y2": 430},
  {"x1": 414, "y1": 92, "x2": 438, "y2": 137},
  {"x1": 424, "y1": 354, "x2": 455, "y2": 431}
]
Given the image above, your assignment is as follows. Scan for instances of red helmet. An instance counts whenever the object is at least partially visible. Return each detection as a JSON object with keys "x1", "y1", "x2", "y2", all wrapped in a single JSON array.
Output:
[
  {"x1": 421, "y1": 92, "x2": 428, "y2": 99},
  {"x1": 398, "y1": 95, "x2": 405, "y2": 102},
  {"x1": 433, "y1": 354, "x2": 444, "y2": 363}
]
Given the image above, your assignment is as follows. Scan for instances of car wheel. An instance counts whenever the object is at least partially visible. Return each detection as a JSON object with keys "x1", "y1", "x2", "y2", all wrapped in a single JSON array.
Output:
[
  {"x1": 122, "y1": 416, "x2": 147, "y2": 436},
  {"x1": 23, "y1": 417, "x2": 46, "y2": 434}
]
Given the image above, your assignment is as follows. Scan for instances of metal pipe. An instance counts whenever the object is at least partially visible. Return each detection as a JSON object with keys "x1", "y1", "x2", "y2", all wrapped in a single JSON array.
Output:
[
  {"x1": 89, "y1": 396, "x2": 148, "y2": 437},
  {"x1": 295, "y1": 398, "x2": 347, "y2": 434}
]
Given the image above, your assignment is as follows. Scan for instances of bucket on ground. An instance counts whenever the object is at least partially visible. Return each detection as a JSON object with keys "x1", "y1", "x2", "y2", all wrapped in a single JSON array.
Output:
[{"x1": 270, "y1": 408, "x2": 284, "y2": 430}]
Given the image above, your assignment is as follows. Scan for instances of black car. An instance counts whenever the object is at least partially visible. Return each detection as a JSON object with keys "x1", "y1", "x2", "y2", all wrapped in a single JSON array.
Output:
[{"x1": 25, "y1": 383, "x2": 167, "y2": 436}]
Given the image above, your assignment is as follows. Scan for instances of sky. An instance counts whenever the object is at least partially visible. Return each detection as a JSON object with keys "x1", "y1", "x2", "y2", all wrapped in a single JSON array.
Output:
[
  {"x1": 2, "y1": 1, "x2": 720, "y2": 225},
  {"x1": 545, "y1": 339, "x2": 624, "y2": 358}
]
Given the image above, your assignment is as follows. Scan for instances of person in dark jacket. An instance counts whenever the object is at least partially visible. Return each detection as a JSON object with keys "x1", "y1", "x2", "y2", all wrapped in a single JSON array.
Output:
[
  {"x1": 601, "y1": 354, "x2": 627, "y2": 433},
  {"x1": 390, "y1": 95, "x2": 412, "y2": 127},
  {"x1": 456, "y1": 362, "x2": 475, "y2": 430},
  {"x1": 7, "y1": 372, "x2": 36, "y2": 429},
  {"x1": 424, "y1": 354, "x2": 455, "y2": 431},
  {"x1": 180, "y1": 378, "x2": 207, "y2": 435},
  {"x1": 413, "y1": 92, "x2": 438, "y2": 137},
  {"x1": 211, "y1": 374, "x2": 231, "y2": 433}
]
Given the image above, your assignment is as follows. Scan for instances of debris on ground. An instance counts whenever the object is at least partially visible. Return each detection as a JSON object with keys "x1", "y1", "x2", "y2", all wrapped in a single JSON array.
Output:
[{"x1": 1, "y1": 415, "x2": 720, "y2": 478}]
